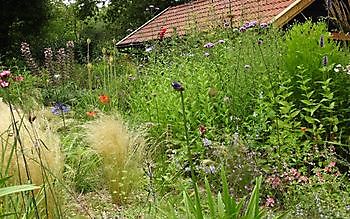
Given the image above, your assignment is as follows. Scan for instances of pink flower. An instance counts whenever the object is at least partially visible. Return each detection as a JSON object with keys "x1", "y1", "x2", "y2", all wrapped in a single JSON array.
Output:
[
  {"x1": 329, "y1": 161, "x2": 336, "y2": 167},
  {"x1": 290, "y1": 168, "x2": 301, "y2": 179},
  {"x1": 265, "y1": 196, "x2": 275, "y2": 207},
  {"x1": 267, "y1": 176, "x2": 281, "y2": 188},
  {"x1": 199, "y1": 125, "x2": 206, "y2": 136},
  {"x1": 298, "y1": 175, "x2": 309, "y2": 183},
  {"x1": 0, "y1": 70, "x2": 10, "y2": 78},
  {"x1": 14, "y1": 76, "x2": 24, "y2": 81},
  {"x1": 0, "y1": 80, "x2": 9, "y2": 88}
]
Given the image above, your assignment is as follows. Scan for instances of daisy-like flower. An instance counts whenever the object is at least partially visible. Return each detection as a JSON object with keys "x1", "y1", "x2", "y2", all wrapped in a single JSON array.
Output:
[{"x1": 99, "y1": 94, "x2": 110, "y2": 104}]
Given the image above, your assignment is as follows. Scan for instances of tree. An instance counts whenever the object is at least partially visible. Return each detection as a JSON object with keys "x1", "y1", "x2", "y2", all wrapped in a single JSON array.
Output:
[
  {"x1": 104, "y1": 0, "x2": 193, "y2": 39},
  {"x1": 0, "y1": 0, "x2": 49, "y2": 57}
]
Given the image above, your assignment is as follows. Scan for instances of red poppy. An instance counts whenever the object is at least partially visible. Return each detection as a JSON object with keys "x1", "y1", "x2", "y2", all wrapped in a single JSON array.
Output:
[
  {"x1": 159, "y1": 27, "x2": 167, "y2": 40},
  {"x1": 86, "y1": 111, "x2": 97, "y2": 117},
  {"x1": 99, "y1": 95, "x2": 110, "y2": 104}
]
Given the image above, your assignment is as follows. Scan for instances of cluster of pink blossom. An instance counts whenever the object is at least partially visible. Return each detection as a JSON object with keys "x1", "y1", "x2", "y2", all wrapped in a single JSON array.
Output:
[
  {"x1": 267, "y1": 168, "x2": 309, "y2": 189},
  {"x1": 0, "y1": 70, "x2": 11, "y2": 88},
  {"x1": 316, "y1": 161, "x2": 340, "y2": 182}
]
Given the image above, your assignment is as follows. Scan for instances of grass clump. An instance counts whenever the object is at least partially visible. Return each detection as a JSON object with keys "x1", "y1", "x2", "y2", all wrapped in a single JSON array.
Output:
[
  {"x1": 0, "y1": 100, "x2": 64, "y2": 218},
  {"x1": 84, "y1": 115, "x2": 145, "y2": 205}
]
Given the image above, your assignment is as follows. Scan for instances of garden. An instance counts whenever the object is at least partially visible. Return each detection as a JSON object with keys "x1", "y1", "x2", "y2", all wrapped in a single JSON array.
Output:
[{"x1": 1, "y1": 3, "x2": 350, "y2": 218}]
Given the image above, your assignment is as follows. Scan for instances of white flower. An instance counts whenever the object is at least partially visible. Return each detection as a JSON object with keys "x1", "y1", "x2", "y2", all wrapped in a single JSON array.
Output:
[
  {"x1": 145, "y1": 46, "x2": 154, "y2": 52},
  {"x1": 244, "y1": 64, "x2": 251, "y2": 69}
]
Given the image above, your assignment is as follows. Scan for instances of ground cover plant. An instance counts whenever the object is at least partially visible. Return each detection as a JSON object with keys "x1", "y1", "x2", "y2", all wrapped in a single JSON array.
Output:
[{"x1": 0, "y1": 20, "x2": 350, "y2": 218}]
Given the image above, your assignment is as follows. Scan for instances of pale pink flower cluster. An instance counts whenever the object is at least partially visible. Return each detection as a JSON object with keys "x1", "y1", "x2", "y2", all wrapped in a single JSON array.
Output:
[{"x1": 0, "y1": 70, "x2": 11, "y2": 88}]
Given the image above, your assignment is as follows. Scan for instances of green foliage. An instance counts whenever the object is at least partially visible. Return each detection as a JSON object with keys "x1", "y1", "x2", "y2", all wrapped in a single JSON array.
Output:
[
  {"x1": 0, "y1": 0, "x2": 49, "y2": 57},
  {"x1": 176, "y1": 174, "x2": 271, "y2": 219}
]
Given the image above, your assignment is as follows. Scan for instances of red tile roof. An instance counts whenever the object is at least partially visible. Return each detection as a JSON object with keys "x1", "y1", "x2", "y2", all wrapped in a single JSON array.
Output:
[{"x1": 117, "y1": 0, "x2": 297, "y2": 46}]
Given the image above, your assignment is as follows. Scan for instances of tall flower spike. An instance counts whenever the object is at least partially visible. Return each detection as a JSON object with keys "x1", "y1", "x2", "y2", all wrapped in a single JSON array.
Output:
[
  {"x1": 319, "y1": 35, "x2": 324, "y2": 48},
  {"x1": 171, "y1": 81, "x2": 184, "y2": 92},
  {"x1": 322, "y1": 55, "x2": 328, "y2": 66}
]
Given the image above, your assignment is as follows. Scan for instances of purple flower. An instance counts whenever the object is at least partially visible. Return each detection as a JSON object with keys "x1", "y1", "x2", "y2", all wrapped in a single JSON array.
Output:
[
  {"x1": 204, "y1": 42, "x2": 215, "y2": 48},
  {"x1": 239, "y1": 26, "x2": 246, "y2": 32},
  {"x1": 205, "y1": 165, "x2": 216, "y2": 174},
  {"x1": 202, "y1": 138, "x2": 212, "y2": 147},
  {"x1": 248, "y1": 21, "x2": 257, "y2": 27},
  {"x1": 260, "y1": 23, "x2": 268, "y2": 28},
  {"x1": 171, "y1": 81, "x2": 184, "y2": 92},
  {"x1": 51, "y1": 102, "x2": 70, "y2": 115}
]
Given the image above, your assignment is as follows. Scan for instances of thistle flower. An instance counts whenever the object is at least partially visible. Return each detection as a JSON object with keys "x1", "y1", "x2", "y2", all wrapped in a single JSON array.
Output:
[
  {"x1": 171, "y1": 81, "x2": 184, "y2": 92},
  {"x1": 51, "y1": 102, "x2": 70, "y2": 115}
]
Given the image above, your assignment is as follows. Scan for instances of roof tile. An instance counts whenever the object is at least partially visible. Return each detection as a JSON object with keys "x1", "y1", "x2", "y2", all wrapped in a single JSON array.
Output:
[{"x1": 117, "y1": 0, "x2": 296, "y2": 46}]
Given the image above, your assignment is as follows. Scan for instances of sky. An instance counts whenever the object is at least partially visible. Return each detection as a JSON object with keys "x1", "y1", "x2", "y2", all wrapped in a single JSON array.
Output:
[{"x1": 63, "y1": 0, "x2": 111, "y2": 8}]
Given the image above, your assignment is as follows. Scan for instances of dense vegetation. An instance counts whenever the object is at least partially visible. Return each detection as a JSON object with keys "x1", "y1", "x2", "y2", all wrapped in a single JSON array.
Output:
[{"x1": 1, "y1": 1, "x2": 350, "y2": 218}]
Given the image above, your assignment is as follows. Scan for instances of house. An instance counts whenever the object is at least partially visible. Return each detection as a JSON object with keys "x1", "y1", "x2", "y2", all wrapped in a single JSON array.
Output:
[{"x1": 116, "y1": 0, "x2": 350, "y2": 48}]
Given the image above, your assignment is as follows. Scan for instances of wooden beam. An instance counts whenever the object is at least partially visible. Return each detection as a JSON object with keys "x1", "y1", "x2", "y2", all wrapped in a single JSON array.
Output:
[
  {"x1": 330, "y1": 32, "x2": 350, "y2": 41},
  {"x1": 272, "y1": 0, "x2": 316, "y2": 28}
]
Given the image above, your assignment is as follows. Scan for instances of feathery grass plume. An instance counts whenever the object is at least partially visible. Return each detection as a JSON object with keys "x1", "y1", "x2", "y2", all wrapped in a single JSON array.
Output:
[
  {"x1": 0, "y1": 100, "x2": 64, "y2": 218},
  {"x1": 84, "y1": 115, "x2": 145, "y2": 204}
]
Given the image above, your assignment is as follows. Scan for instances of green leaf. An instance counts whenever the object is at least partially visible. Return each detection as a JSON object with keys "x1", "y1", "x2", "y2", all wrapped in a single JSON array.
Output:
[
  {"x1": 304, "y1": 116, "x2": 315, "y2": 124},
  {"x1": 244, "y1": 176, "x2": 262, "y2": 218},
  {"x1": 221, "y1": 167, "x2": 236, "y2": 217},
  {"x1": 290, "y1": 110, "x2": 300, "y2": 118},
  {"x1": 0, "y1": 184, "x2": 40, "y2": 197},
  {"x1": 301, "y1": 99, "x2": 313, "y2": 106},
  {"x1": 205, "y1": 178, "x2": 216, "y2": 219},
  {"x1": 217, "y1": 192, "x2": 225, "y2": 219}
]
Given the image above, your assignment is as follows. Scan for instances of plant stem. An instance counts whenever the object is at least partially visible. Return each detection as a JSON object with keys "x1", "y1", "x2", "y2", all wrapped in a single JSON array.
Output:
[{"x1": 179, "y1": 91, "x2": 203, "y2": 219}]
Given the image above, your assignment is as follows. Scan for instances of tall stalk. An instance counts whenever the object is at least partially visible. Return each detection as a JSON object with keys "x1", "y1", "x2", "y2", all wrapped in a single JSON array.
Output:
[{"x1": 172, "y1": 81, "x2": 203, "y2": 219}]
